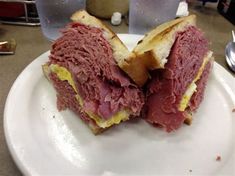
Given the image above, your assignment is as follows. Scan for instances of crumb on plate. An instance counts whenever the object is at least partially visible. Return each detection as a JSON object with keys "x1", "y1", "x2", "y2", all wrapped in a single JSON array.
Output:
[{"x1": 216, "y1": 155, "x2": 221, "y2": 161}]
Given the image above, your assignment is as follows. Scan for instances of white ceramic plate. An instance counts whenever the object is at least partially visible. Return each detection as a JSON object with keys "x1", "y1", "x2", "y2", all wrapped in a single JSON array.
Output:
[{"x1": 4, "y1": 34, "x2": 235, "y2": 176}]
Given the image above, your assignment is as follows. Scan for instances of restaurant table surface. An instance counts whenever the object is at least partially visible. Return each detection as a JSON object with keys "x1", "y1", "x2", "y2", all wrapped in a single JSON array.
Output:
[{"x1": 0, "y1": 2, "x2": 234, "y2": 176}]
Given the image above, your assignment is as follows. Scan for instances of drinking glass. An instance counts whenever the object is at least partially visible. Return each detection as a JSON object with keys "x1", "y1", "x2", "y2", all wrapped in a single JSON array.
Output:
[
  {"x1": 36, "y1": 0, "x2": 86, "y2": 41},
  {"x1": 129, "y1": 0, "x2": 180, "y2": 34}
]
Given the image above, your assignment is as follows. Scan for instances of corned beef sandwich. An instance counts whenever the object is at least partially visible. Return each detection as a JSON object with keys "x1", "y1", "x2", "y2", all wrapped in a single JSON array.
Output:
[
  {"x1": 42, "y1": 10, "x2": 144, "y2": 134},
  {"x1": 123, "y1": 15, "x2": 213, "y2": 132}
]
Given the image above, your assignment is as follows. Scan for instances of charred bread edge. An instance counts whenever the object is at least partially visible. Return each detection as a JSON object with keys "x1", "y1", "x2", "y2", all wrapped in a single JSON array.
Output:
[{"x1": 123, "y1": 15, "x2": 196, "y2": 86}]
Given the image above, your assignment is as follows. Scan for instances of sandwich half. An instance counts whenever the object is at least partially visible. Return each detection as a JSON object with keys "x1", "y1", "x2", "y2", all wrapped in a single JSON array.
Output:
[
  {"x1": 125, "y1": 15, "x2": 213, "y2": 132},
  {"x1": 42, "y1": 10, "x2": 144, "y2": 134}
]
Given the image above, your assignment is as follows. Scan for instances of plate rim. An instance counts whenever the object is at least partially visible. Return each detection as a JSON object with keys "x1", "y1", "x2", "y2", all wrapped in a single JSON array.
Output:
[{"x1": 3, "y1": 34, "x2": 235, "y2": 176}]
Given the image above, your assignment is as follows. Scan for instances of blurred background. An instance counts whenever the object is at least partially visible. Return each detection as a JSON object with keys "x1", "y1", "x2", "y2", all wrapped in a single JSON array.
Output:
[{"x1": 0, "y1": 0, "x2": 234, "y2": 39}]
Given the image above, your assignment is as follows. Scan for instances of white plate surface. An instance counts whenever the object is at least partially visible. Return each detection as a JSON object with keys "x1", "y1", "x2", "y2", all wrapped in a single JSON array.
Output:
[{"x1": 4, "y1": 34, "x2": 235, "y2": 176}]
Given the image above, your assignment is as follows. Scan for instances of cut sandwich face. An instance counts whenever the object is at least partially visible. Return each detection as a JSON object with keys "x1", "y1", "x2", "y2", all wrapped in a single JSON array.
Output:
[
  {"x1": 71, "y1": 10, "x2": 134, "y2": 71},
  {"x1": 178, "y1": 51, "x2": 213, "y2": 112},
  {"x1": 43, "y1": 22, "x2": 144, "y2": 134},
  {"x1": 145, "y1": 25, "x2": 213, "y2": 132}
]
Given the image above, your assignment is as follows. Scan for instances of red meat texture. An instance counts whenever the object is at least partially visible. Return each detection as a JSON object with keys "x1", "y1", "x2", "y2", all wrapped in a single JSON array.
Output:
[
  {"x1": 49, "y1": 72, "x2": 99, "y2": 129},
  {"x1": 48, "y1": 23, "x2": 144, "y2": 120},
  {"x1": 146, "y1": 26, "x2": 212, "y2": 132}
]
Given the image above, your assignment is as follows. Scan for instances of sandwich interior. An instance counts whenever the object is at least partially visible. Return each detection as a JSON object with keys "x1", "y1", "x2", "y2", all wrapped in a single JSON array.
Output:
[
  {"x1": 145, "y1": 25, "x2": 213, "y2": 132},
  {"x1": 43, "y1": 22, "x2": 144, "y2": 134}
]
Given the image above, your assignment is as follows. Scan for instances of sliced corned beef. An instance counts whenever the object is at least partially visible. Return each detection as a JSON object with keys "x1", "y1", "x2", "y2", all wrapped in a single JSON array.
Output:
[
  {"x1": 48, "y1": 23, "x2": 144, "y2": 120},
  {"x1": 50, "y1": 72, "x2": 100, "y2": 131},
  {"x1": 146, "y1": 26, "x2": 210, "y2": 132},
  {"x1": 189, "y1": 60, "x2": 213, "y2": 111}
]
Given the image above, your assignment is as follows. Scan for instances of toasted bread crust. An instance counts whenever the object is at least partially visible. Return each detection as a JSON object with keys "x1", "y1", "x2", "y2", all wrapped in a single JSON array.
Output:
[
  {"x1": 121, "y1": 51, "x2": 162, "y2": 86},
  {"x1": 121, "y1": 54, "x2": 149, "y2": 87},
  {"x1": 184, "y1": 113, "x2": 193, "y2": 125},
  {"x1": 133, "y1": 15, "x2": 196, "y2": 54},
  {"x1": 125, "y1": 15, "x2": 196, "y2": 86}
]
